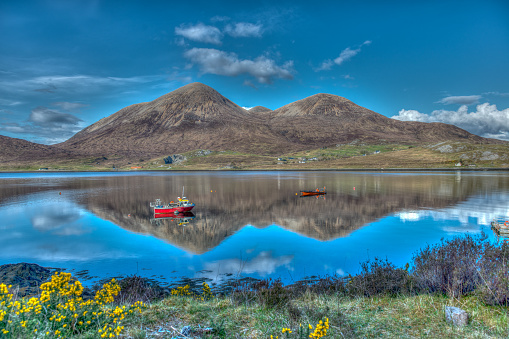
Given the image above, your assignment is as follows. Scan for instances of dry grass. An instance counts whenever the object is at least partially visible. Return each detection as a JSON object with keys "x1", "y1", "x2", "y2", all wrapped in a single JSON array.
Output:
[
  {"x1": 1, "y1": 141, "x2": 507, "y2": 171},
  {"x1": 113, "y1": 292, "x2": 509, "y2": 338}
]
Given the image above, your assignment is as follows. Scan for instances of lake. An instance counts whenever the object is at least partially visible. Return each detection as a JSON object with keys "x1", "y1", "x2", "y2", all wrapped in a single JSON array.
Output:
[{"x1": 1, "y1": 171, "x2": 508, "y2": 288}]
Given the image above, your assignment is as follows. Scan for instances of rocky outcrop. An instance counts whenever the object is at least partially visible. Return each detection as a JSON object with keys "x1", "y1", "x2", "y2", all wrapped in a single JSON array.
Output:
[
  {"x1": 0, "y1": 263, "x2": 52, "y2": 297},
  {"x1": 164, "y1": 154, "x2": 187, "y2": 164}
]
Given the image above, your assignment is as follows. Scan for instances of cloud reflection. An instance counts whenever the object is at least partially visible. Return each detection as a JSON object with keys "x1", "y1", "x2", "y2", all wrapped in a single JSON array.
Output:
[
  {"x1": 197, "y1": 251, "x2": 294, "y2": 282},
  {"x1": 396, "y1": 193, "x2": 509, "y2": 234},
  {"x1": 31, "y1": 204, "x2": 89, "y2": 236}
]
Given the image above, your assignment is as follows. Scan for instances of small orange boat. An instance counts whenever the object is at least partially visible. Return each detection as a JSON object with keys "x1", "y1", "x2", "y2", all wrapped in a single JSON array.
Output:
[{"x1": 300, "y1": 187, "x2": 326, "y2": 196}]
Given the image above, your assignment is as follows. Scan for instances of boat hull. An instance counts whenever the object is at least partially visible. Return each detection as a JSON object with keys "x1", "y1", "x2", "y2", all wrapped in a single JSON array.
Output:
[
  {"x1": 153, "y1": 211, "x2": 195, "y2": 219},
  {"x1": 491, "y1": 220, "x2": 509, "y2": 235},
  {"x1": 300, "y1": 191, "x2": 326, "y2": 196},
  {"x1": 154, "y1": 205, "x2": 194, "y2": 214}
]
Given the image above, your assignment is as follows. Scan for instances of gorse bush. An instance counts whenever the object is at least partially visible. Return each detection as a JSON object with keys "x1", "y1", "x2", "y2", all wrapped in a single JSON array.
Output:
[
  {"x1": 169, "y1": 282, "x2": 214, "y2": 301},
  {"x1": 0, "y1": 271, "x2": 145, "y2": 338},
  {"x1": 270, "y1": 318, "x2": 330, "y2": 338}
]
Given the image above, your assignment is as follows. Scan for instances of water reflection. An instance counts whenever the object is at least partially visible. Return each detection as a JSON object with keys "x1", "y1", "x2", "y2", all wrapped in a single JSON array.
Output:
[
  {"x1": 1, "y1": 171, "x2": 508, "y2": 284},
  {"x1": 78, "y1": 172, "x2": 509, "y2": 252},
  {"x1": 150, "y1": 212, "x2": 195, "y2": 227},
  {"x1": 2, "y1": 172, "x2": 509, "y2": 254}
]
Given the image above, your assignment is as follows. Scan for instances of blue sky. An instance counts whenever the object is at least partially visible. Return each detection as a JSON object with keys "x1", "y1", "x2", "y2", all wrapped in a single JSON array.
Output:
[{"x1": 1, "y1": 0, "x2": 508, "y2": 144}]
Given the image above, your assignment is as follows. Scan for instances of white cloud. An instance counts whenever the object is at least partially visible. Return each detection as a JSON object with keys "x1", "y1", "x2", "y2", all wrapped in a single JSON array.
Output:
[
  {"x1": 29, "y1": 106, "x2": 83, "y2": 127},
  {"x1": 334, "y1": 40, "x2": 371, "y2": 65},
  {"x1": 224, "y1": 22, "x2": 263, "y2": 38},
  {"x1": 436, "y1": 95, "x2": 482, "y2": 105},
  {"x1": 184, "y1": 48, "x2": 294, "y2": 84},
  {"x1": 243, "y1": 79, "x2": 258, "y2": 89},
  {"x1": 0, "y1": 99, "x2": 23, "y2": 106},
  {"x1": 166, "y1": 71, "x2": 193, "y2": 84},
  {"x1": 317, "y1": 40, "x2": 371, "y2": 71},
  {"x1": 1, "y1": 74, "x2": 161, "y2": 94},
  {"x1": 393, "y1": 103, "x2": 509, "y2": 140},
  {"x1": 316, "y1": 60, "x2": 334, "y2": 71},
  {"x1": 175, "y1": 23, "x2": 223, "y2": 45},
  {"x1": 484, "y1": 92, "x2": 509, "y2": 97},
  {"x1": 0, "y1": 106, "x2": 86, "y2": 144},
  {"x1": 210, "y1": 16, "x2": 230, "y2": 23},
  {"x1": 52, "y1": 102, "x2": 88, "y2": 112}
]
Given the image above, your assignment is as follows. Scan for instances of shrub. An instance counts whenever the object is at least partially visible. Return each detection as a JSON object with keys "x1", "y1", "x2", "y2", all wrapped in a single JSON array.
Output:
[
  {"x1": 0, "y1": 271, "x2": 145, "y2": 338},
  {"x1": 347, "y1": 257, "x2": 410, "y2": 297},
  {"x1": 116, "y1": 275, "x2": 167, "y2": 304},
  {"x1": 477, "y1": 240, "x2": 509, "y2": 305},
  {"x1": 411, "y1": 233, "x2": 487, "y2": 297},
  {"x1": 231, "y1": 278, "x2": 291, "y2": 309}
]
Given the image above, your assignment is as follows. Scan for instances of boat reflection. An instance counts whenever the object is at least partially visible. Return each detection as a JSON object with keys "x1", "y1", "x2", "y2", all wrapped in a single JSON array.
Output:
[
  {"x1": 151, "y1": 211, "x2": 195, "y2": 226},
  {"x1": 299, "y1": 193, "x2": 326, "y2": 200},
  {"x1": 300, "y1": 187, "x2": 326, "y2": 197},
  {"x1": 2, "y1": 172, "x2": 509, "y2": 255},
  {"x1": 491, "y1": 219, "x2": 509, "y2": 241}
]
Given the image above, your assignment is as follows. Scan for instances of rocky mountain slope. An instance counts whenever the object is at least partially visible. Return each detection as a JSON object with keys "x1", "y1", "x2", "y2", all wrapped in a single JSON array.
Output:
[
  {"x1": 269, "y1": 93, "x2": 488, "y2": 146},
  {"x1": 58, "y1": 83, "x2": 295, "y2": 157},
  {"x1": 1, "y1": 82, "x2": 503, "y2": 163},
  {"x1": 57, "y1": 83, "x2": 497, "y2": 158},
  {"x1": 0, "y1": 135, "x2": 77, "y2": 163}
]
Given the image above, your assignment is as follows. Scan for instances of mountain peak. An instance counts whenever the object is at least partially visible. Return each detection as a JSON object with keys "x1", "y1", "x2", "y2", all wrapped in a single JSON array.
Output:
[
  {"x1": 174, "y1": 82, "x2": 215, "y2": 93},
  {"x1": 272, "y1": 92, "x2": 372, "y2": 119},
  {"x1": 56, "y1": 83, "x2": 494, "y2": 159},
  {"x1": 249, "y1": 106, "x2": 273, "y2": 114}
]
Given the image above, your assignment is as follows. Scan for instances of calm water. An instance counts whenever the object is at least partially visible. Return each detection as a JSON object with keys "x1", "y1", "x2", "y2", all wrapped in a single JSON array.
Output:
[{"x1": 1, "y1": 171, "x2": 508, "y2": 287}]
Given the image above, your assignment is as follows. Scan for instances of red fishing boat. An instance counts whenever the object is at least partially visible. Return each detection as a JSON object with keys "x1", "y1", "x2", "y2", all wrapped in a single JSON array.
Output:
[
  {"x1": 300, "y1": 187, "x2": 327, "y2": 196},
  {"x1": 150, "y1": 197, "x2": 195, "y2": 214},
  {"x1": 150, "y1": 187, "x2": 195, "y2": 214}
]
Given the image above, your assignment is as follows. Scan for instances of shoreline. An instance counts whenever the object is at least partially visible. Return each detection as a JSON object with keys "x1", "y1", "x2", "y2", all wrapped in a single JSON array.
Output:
[
  {"x1": 3, "y1": 235, "x2": 509, "y2": 338},
  {"x1": 1, "y1": 167, "x2": 509, "y2": 174}
]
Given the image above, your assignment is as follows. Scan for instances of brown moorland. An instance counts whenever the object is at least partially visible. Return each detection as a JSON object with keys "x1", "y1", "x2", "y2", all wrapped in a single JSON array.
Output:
[{"x1": 0, "y1": 82, "x2": 506, "y2": 169}]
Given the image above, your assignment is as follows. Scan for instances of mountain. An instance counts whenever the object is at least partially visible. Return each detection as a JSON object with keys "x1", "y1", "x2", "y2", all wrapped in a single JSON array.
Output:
[
  {"x1": 0, "y1": 82, "x2": 493, "y2": 164},
  {"x1": 57, "y1": 83, "x2": 497, "y2": 159},
  {"x1": 249, "y1": 106, "x2": 272, "y2": 114},
  {"x1": 269, "y1": 93, "x2": 489, "y2": 146},
  {"x1": 0, "y1": 135, "x2": 76, "y2": 163},
  {"x1": 58, "y1": 83, "x2": 294, "y2": 157}
]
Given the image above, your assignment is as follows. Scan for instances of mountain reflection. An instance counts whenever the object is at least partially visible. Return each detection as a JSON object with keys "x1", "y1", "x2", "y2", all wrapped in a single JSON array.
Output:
[{"x1": 1, "y1": 172, "x2": 508, "y2": 254}]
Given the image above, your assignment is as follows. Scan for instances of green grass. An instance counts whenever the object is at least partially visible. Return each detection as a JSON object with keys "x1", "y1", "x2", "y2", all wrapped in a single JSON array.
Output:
[
  {"x1": 1, "y1": 142, "x2": 507, "y2": 171},
  {"x1": 283, "y1": 144, "x2": 413, "y2": 161},
  {"x1": 109, "y1": 292, "x2": 509, "y2": 338},
  {"x1": 3, "y1": 281, "x2": 509, "y2": 338}
]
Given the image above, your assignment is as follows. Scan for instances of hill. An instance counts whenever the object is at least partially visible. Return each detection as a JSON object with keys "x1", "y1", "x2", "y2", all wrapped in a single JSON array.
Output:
[
  {"x1": 269, "y1": 93, "x2": 490, "y2": 146},
  {"x1": 1, "y1": 83, "x2": 505, "y2": 168},
  {"x1": 249, "y1": 106, "x2": 273, "y2": 114},
  {"x1": 0, "y1": 135, "x2": 77, "y2": 164},
  {"x1": 58, "y1": 83, "x2": 295, "y2": 157}
]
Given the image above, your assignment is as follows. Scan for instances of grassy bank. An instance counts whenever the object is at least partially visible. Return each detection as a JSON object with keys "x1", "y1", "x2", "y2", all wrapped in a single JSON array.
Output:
[
  {"x1": 1, "y1": 141, "x2": 508, "y2": 172},
  {"x1": 2, "y1": 233, "x2": 509, "y2": 338}
]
